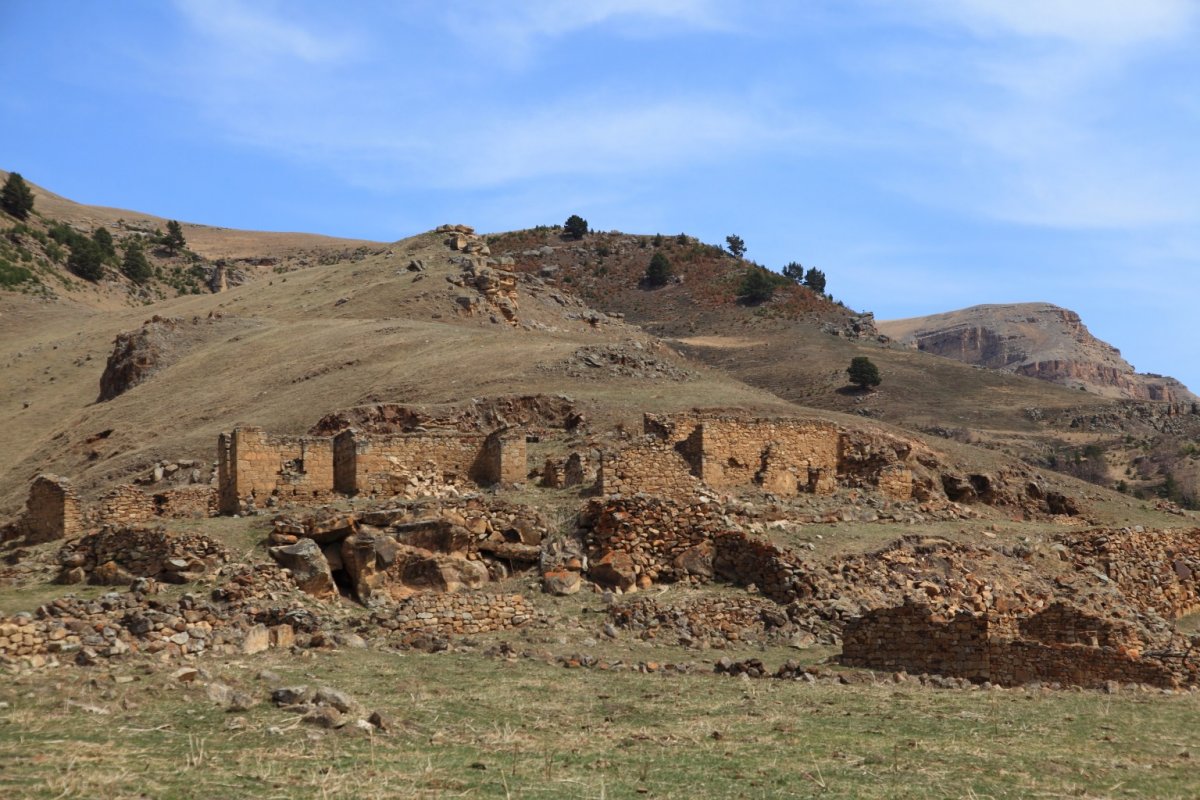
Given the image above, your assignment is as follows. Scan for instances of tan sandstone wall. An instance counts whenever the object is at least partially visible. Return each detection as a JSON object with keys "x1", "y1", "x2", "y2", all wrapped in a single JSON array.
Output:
[
  {"x1": 697, "y1": 418, "x2": 840, "y2": 496},
  {"x1": 344, "y1": 432, "x2": 484, "y2": 495},
  {"x1": 218, "y1": 427, "x2": 335, "y2": 511},
  {"x1": 21, "y1": 475, "x2": 83, "y2": 543},
  {"x1": 368, "y1": 593, "x2": 536, "y2": 636},
  {"x1": 1057, "y1": 528, "x2": 1200, "y2": 620},
  {"x1": 841, "y1": 600, "x2": 1180, "y2": 689},
  {"x1": 597, "y1": 439, "x2": 700, "y2": 497},
  {"x1": 94, "y1": 485, "x2": 158, "y2": 525}
]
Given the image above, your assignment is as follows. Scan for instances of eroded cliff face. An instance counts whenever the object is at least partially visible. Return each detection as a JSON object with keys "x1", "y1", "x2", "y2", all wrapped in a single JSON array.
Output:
[{"x1": 878, "y1": 303, "x2": 1195, "y2": 403}]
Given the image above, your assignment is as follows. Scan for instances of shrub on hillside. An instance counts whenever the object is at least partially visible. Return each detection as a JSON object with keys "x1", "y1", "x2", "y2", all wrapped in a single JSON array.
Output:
[
  {"x1": 564, "y1": 214, "x2": 588, "y2": 240},
  {"x1": 1, "y1": 172, "x2": 34, "y2": 220},
  {"x1": 847, "y1": 356, "x2": 881, "y2": 390},
  {"x1": 644, "y1": 251, "x2": 672, "y2": 287}
]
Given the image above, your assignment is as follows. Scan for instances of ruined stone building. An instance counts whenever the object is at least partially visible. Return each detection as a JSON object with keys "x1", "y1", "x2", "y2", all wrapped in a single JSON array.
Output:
[
  {"x1": 599, "y1": 412, "x2": 918, "y2": 500},
  {"x1": 217, "y1": 426, "x2": 526, "y2": 513}
]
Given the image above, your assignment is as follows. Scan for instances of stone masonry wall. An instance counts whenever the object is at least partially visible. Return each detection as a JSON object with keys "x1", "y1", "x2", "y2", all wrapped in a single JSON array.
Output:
[
  {"x1": 711, "y1": 529, "x2": 812, "y2": 604},
  {"x1": 218, "y1": 427, "x2": 335, "y2": 512},
  {"x1": 20, "y1": 475, "x2": 83, "y2": 544},
  {"x1": 94, "y1": 485, "x2": 158, "y2": 526},
  {"x1": 841, "y1": 600, "x2": 1180, "y2": 689},
  {"x1": 1018, "y1": 601, "x2": 1138, "y2": 649},
  {"x1": 597, "y1": 439, "x2": 700, "y2": 498},
  {"x1": 156, "y1": 486, "x2": 218, "y2": 519},
  {"x1": 1058, "y1": 528, "x2": 1200, "y2": 620},
  {"x1": 841, "y1": 601, "x2": 994, "y2": 681},
  {"x1": 365, "y1": 593, "x2": 536, "y2": 637},
  {"x1": 92, "y1": 485, "x2": 219, "y2": 527},
  {"x1": 697, "y1": 418, "x2": 840, "y2": 496},
  {"x1": 580, "y1": 495, "x2": 726, "y2": 582},
  {"x1": 58, "y1": 526, "x2": 229, "y2": 584},
  {"x1": 344, "y1": 432, "x2": 485, "y2": 496}
]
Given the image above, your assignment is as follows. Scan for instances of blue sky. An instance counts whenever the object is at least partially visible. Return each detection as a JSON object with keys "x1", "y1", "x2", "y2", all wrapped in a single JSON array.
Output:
[{"x1": 3, "y1": 1, "x2": 1199, "y2": 390}]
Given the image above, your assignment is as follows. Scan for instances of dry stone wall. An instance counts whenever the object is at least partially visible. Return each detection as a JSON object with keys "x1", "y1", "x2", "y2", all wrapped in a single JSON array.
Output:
[
  {"x1": 580, "y1": 495, "x2": 727, "y2": 583},
  {"x1": 218, "y1": 427, "x2": 335, "y2": 513},
  {"x1": 57, "y1": 526, "x2": 229, "y2": 585},
  {"x1": 609, "y1": 594, "x2": 791, "y2": 645},
  {"x1": 93, "y1": 485, "x2": 218, "y2": 526},
  {"x1": 624, "y1": 413, "x2": 923, "y2": 500},
  {"x1": 841, "y1": 599, "x2": 1182, "y2": 689},
  {"x1": 221, "y1": 425, "x2": 525, "y2": 512},
  {"x1": 696, "y1": 418, "x2": 840, "y2": 496},
  {"x1": 597, "y1": 438, "x2": 700, "y2": 498},
  {"x1": 1057, "y1": 528, "x2": 1200, "y2": 620},
  {"x1": 19, "y1": 475, "x2": 82, "y2": 544},
  {"x1": 364, "y1": 593, "x2": 536, "y2": 637}
]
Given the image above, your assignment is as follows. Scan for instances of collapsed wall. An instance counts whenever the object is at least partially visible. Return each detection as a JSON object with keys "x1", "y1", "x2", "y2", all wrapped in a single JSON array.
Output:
[
  {"x1": 841, "y1": 599, "x2": 1182, "y2": 689},
  {"x1": 18, "y1": 475, "x2": 83, "y2": 544},
  {"x1": 218, "y1": 427, "x2": 335, "y2": 513},
  {"x1": 601, "y1": 413, "x2": 916, "y2": 500},
  {"x1": 363, "y1": 593, "x2": 536, "y2": 637},
  {"x1": 57, "y1": 526, "x2": 229, "y2": 585},
  {"x1": 219, "y1": 425, "x2": 526, "y2": 512},
  {"x1": 93, "y1": 484, "x2": 218, "y2": 525}
]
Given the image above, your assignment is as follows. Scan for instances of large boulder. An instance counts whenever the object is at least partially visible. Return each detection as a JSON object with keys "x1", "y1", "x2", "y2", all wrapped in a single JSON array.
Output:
[
  {"x1": 269, "y1": 538, "x2": 337, "y2": 599},
  {"x1": 341, "y1": 531, "x2": 383, "y2": 604},
  {"x1": 590, "y1": 550, "x2": 637, "y2": 591},
  {"x1": 383, "y1": 546, "x2": 488, "y2": 596}
]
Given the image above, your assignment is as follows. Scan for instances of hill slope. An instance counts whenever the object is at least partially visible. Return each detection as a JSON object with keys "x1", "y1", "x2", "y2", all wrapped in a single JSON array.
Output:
[{"x1": 879, "y1": 303, "x2": 1195, "y2": 403}]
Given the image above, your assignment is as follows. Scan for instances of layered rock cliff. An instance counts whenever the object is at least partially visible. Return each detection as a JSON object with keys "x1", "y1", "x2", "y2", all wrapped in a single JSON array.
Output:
[{"x1": 878, "y1": 303, "x2": 1195, "y2": 403}]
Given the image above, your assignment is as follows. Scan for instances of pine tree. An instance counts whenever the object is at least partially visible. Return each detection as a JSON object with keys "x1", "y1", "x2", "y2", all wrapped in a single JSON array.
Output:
[
  {"x1": 738, "y1": 267, "x2": 776, "y2": 303},
  {"x1": 1, "y1": 172, "x2": 35, "y2": 220},
  {"x1": 92, "y1": 227, "x2": 116, "y2": 260},
  {"x1": 68, "y1": 239, "x2": 104, "y2": 281},
  {"x1": 847, "y1": 356, "x2": 881, "y2": 390},
  {"x1": 563, "y1": 214, "x2": 588, "y2": 240},
  {"x1": 645, "y1": 251, "x2": 672, "y2": 287},
  {"x1": 803, "y1": 267, "x2": 827, "y2": 294},
  {"x1": 164, "y1": 220, "x2": 186, "y2": 253},
  {"x1": 782, "y1": 262, "x2": 804, "y2": 283},
  {"x1": 725, "y1": 234, "x2": 746, "y2": 259},
  {"x1": 121, "y1": 240, "x2": 152, "y2": 283}
]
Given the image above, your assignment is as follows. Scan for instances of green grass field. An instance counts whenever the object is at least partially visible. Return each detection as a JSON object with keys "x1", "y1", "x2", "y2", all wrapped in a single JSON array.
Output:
[{"x1": 3, "y1": 646, "x2": 1200, "y2": 799}]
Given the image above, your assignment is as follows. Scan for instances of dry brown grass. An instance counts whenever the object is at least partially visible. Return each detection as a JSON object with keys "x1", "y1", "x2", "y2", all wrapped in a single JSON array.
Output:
[{"x1": 4, "y1": 646, "x2": 1200, "y2": 799}]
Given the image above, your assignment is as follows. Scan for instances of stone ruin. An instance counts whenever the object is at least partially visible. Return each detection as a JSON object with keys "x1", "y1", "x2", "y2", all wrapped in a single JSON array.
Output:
[
  {"x1": 597, "y1": 411, "x2": 1079, "y2": 519},
  {"x1": 3, "y1": 475, "x2": 84, "y2": 544},
  {"x1": 217, "y1": 424, "x2": 526, "y2": 513},
  {"x1": 267, "y1": 498, "x2": 551, "y2": 605},
  {"x1": 56, "y1": 525, "x2": 229, "y2": 586},
  {"x1": 598, "y1": 412, "x2": 923, "y2": 500},
  {"x1": 840, "y1": 599, "x2": 1181, "y2": 689}
]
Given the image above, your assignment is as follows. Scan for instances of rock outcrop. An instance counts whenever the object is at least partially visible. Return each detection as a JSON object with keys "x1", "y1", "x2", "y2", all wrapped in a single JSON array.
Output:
[{"x1": 879, "y1": 303, "x2": 1195, "y2": 403}]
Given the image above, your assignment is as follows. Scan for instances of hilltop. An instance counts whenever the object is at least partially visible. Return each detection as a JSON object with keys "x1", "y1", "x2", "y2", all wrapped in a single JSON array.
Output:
[{"x1": 879, "y1": 302, "x2": 1196, "y2": 404}]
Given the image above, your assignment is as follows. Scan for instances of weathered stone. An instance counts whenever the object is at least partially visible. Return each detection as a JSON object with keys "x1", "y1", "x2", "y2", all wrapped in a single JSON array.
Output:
[
  {"x1": 242, "y1": 624, "x2": 270, "y2": 655},
  {"x1": 269, "y1": 539, "x2": 337, "y2": 599},
  {"x1": 272, "y1": 686, "x2": 314, "y2": 706},
  {"x1": 590, "y1": 551, "x2": 637, "y2": 591},
  {"x1": 314, "y1": 687, "x2": 359, "y2": 714},
  {"x1": 341, "y1": 531, "x2": 383, "y2": 604},
  {"x1": 543, "y1": 570, "x2": 581, "y2": 596}
]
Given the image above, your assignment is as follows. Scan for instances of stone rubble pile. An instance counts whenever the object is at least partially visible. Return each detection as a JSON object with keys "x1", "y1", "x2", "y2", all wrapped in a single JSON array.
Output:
[{"x1": 56, "y1": 525, "x2": 229, "y2": 586}]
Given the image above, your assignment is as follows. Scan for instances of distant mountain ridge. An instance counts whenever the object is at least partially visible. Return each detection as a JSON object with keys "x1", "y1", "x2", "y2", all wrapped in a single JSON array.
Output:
[{"x1": 878, "y1": 302, "x2": 1195, "y2": 404}]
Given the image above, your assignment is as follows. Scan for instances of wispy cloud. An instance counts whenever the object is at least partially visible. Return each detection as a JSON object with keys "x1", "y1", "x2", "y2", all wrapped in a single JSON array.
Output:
[
  {"x1": 912, "y1": 0, "x2": 1196, "y2": 47},
  {"x1": 172, "y1": 0, "x2": 358, "y2": 64}
]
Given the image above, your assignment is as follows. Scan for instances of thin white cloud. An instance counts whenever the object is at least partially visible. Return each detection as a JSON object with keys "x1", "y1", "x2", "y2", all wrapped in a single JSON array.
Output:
[
  {"x1": 452, "y1": 0, "x2": 729, "y2": 39},
  {"x1": 440, "y1": 0, "x2": 732, "y2": 65},
  {"x1": 913, "y1": 0, "x2": 1196, "y2": 47},
  {"x1": 172, "y1": 0, "x2": 357, "y2": 64}
]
